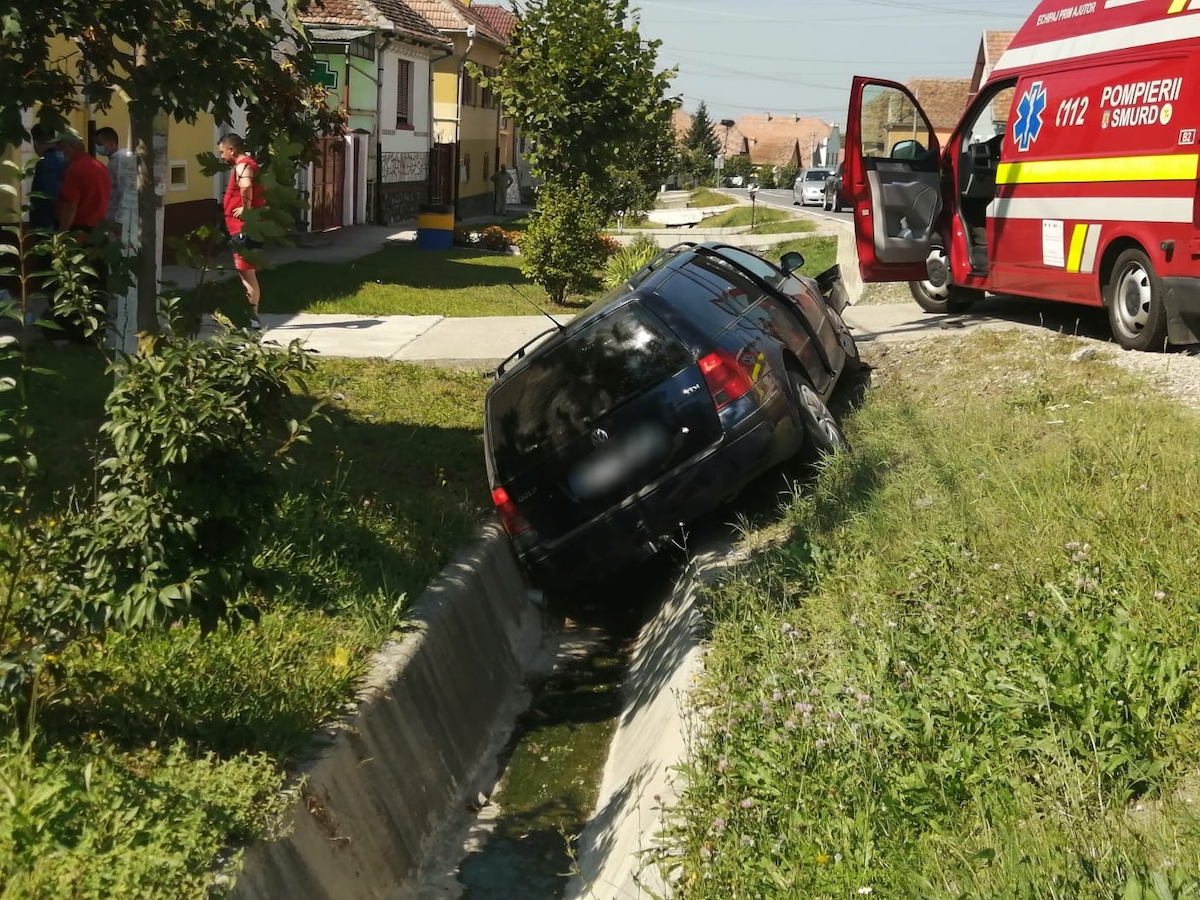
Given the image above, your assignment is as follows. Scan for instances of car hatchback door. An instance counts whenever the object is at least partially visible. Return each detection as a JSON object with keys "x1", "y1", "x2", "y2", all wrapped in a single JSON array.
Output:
[{"x1": 486, "y1": 301, "x2": 723, "y2": 548}]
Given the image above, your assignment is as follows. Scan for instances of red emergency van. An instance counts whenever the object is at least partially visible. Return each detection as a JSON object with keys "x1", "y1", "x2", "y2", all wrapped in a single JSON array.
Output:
[{"x1": 845, "y1": 0, "x2": 1200, "y2": 351}]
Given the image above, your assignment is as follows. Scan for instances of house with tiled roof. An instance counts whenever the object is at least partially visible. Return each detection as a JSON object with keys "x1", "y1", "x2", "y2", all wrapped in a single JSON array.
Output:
[
  {"x1": 736, "y1": 113, "x2": 834, "y2": 168},
  {"x1": 405, "y1": 0, "x2": 510, "y2": 217},
  {"x1": 906, "y1": 78, "x2": 973, "y2": 146},
  {"x1": 302, "y1": 0, "x2": 451, "y2": 227},
  {"x1": 969, "y1": 30, "x2": 1018, "y2": 139}
]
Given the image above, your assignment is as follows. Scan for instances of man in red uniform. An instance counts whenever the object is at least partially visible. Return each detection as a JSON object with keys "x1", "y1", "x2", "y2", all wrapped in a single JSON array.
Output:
[
  {"x1": 218, "y1": 133, "x2": 266, "y2": 329},
  {"x1": 54, "y1": 129, "x2": 111, "y2": 343}
]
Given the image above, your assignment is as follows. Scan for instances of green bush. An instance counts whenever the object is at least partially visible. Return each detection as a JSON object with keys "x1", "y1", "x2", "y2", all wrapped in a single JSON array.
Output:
[
  {"x1": 519, "y1": 179, "x2": 608, "y2": 305},
  {"x1": 602, "y1": 235, "x2": 661, "y2": 289}
]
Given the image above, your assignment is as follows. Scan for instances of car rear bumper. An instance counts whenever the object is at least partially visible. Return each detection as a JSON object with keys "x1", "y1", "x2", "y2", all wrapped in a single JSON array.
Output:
[
  {"x1": 1162, "y1": 276, "x2": 1200, "y2": 346},
  {"x1": 519, "y1": 408, "x2": 783, "y2": 588}
]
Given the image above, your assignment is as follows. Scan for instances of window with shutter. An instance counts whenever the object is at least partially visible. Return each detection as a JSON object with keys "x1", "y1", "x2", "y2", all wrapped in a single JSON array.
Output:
[{"x1": 396, "y1": 59, "x2": 412, "y2": 128}]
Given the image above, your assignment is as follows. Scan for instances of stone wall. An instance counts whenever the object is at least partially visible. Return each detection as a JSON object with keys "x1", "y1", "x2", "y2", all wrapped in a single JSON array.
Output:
[{"x1": 377, "y1": 150, "x2": 429, "y2": 225}]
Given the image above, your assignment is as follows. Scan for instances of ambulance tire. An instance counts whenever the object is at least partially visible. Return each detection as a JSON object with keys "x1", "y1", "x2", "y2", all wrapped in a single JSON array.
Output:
[
  {"x1": 908, "y1": 281, "x2": 981, "y2": 315},
  {"x1": 1106, "y1": 248, "x2": 1168, "y2": 352}
]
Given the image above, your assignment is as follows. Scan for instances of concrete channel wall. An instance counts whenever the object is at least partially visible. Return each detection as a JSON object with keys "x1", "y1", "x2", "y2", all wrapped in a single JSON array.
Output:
[{"x1": 230, "y1": 522, "x2": 541, "y2": 900}]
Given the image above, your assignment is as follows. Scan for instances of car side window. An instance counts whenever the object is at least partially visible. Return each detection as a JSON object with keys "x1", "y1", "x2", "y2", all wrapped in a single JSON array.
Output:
[{"x1": 654, "y1": 269, "x2": 743, "y2": 335}]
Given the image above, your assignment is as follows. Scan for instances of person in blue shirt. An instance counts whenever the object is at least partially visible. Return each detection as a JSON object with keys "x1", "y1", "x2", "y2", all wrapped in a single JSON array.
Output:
[{"x1": 29, "y1": 123, "x2": 66, "y2": 230}]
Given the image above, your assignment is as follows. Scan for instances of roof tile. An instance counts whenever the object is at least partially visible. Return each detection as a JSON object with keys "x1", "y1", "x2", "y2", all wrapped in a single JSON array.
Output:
[
  {"x1": 404, "y1": 0, "x2": 506, "y2": 43},
  {"x1": 472, "y1": 4, "x2": 516, "y2": 41},
  {"x1": 304, "y1": 0, "x2": 447, "y2": 43},
  {"x1": 907, "y1": 77, "x2": 973, "y2": 129}
]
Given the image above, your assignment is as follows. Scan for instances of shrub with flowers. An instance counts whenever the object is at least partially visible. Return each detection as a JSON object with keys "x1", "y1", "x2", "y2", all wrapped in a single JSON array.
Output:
[
  {"x1": 452, "y1": 225, "x2": 521, "y2": 253},
  {"x1": 597, "y1": 233, "x2": 621, "y2": 257}
]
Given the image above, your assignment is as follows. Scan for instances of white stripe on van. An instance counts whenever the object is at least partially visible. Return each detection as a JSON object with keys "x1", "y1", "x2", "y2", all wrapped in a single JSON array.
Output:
[
  {"x1": 1103, "y1": 0, "x2": 1150, "y2": 7},
  {"x1": 987, "y1": 196, "x2": 1194, "y2": 223},
  {"x1": 994, "y1": 18, "x2": 1200, "y2": 72}
]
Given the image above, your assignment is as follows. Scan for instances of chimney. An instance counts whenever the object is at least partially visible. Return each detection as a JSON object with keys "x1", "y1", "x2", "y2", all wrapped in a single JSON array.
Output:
[
  {"x1": 794, "y1": 113, "x2": 801, "y2": 122},
  {"x1": 765, "y1": 111, "x2": 772, "y2": 121}
]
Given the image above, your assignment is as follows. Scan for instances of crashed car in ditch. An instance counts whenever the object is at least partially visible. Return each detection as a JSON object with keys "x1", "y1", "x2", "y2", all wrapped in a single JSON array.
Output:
[{"x1": 483, "y1": 241, "x2": 859, "y2": 588}]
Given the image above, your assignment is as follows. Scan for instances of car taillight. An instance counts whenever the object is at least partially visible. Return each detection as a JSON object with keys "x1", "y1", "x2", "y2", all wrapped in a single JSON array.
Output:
[
  {"x1": 491, "y1": 486, "x2": 531, "y2": 536},
  {"x1": 698, "y1": 349, "x2": 754, "y2": 410}
]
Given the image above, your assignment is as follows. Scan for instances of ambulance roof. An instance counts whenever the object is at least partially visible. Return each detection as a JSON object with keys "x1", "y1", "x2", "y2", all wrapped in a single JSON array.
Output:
[{"x1": 994, "y1": 1, "x2": 1200, "y2": 78}]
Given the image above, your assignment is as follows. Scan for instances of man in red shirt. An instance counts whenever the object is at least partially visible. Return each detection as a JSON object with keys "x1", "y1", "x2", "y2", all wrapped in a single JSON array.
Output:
[
  {"x1": 57, "y1": 130, "x2": 110, "y2": 233},
  {"x1": 53, "y1": 129, "x2": 111, "y2": 343},
  {"x1": 218, "y1": 133, "x2": 266, "y2": 329}
]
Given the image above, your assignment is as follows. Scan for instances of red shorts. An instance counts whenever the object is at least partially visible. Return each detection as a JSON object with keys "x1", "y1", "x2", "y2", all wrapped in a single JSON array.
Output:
[{"x1": 233, "y1": 253, "x2": 256, "y2": 273}]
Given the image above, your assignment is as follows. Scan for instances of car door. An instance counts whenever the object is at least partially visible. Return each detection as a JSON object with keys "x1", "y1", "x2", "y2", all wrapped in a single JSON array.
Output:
[{"x1": 845, "y1": 76, "x2": 945, "y2": 282}]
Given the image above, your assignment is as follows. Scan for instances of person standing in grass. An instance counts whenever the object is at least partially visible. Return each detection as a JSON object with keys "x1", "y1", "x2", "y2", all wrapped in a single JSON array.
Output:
[
  {"x1": 491, "y1": 164, "x2": 513, "y2": 216},
  {"x1": 218, "y1": 133, "x2": 266, "y2": 330}
]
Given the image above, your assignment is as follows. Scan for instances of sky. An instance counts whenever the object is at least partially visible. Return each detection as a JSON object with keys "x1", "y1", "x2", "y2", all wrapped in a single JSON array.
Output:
[{"x1": 628, "y1": 0, "x2": 1039, "y2": 127}]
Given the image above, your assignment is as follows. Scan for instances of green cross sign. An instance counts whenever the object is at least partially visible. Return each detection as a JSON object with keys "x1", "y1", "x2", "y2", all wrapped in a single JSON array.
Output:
[{"x1": 313, "y1": 60, "x2": 339, "y2": 91}]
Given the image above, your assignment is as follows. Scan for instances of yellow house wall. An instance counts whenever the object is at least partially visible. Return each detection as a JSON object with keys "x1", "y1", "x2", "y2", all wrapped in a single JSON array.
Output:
[
  {"x1": 44, "y1": 35, "x2": 216, "y2": 207},
  {"x1": 431, "y1": 35, "x2": 503, "y2": 214}
]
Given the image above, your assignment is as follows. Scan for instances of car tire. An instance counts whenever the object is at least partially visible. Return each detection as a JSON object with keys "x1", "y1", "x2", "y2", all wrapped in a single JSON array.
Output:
[
  {"x1": 1106, "y1": 247, "x2": 1169, "y2": 352},
  {"x1": 788, "y1": 369, "x2": 847, "y2": 457},
  {"x1": 908, "y1": 279, "x2": 982, "y2": 314}
]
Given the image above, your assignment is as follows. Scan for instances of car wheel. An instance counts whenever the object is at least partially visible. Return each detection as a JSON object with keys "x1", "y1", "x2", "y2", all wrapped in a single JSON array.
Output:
[
  {"x1": 788, "y1": 369, "x2": 847, "y2": 456},
  {"x1": 908, "y1": 280, "x2": 981, "y2": 314},
  {"x1": 1106, "y1": 247, "x2": 1168, "y2": 352}
]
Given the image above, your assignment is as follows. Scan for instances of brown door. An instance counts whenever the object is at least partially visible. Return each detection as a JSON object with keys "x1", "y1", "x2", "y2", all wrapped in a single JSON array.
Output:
[
  {"x1": 429, "y1": 142, "x2": 455, "y2": 205},
  {"x1": 311, "y1": 136, "x2": 345, "y2": 231}
]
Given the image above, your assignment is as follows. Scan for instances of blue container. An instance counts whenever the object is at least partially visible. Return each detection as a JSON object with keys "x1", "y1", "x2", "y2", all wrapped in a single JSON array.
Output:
[{"x1": 416, "y1": 204, "x2": 455, "y2": 250}]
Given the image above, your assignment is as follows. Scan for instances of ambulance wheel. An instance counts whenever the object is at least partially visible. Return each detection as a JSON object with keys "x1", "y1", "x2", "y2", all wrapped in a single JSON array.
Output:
[
  {"x1": 1106, "y1": 248, "x2": 1168, "y2": 352},
  {"x1": 909, "y1": 280, "x2": 982, "y2": 314}
]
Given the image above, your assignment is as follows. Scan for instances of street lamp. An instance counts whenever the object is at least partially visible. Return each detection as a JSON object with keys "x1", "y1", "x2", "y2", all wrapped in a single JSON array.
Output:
[{"x1": 719, "y1": 118, "x2": 735, "y2": 184}]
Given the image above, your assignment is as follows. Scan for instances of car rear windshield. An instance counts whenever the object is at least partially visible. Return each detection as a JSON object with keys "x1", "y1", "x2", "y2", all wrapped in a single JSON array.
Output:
[
  {"x1": 489, "y1": 301, "x2": 693, "y2": 473},
  {"x1": 805, "y1": 170, "x2": 828, "y2": 181}
]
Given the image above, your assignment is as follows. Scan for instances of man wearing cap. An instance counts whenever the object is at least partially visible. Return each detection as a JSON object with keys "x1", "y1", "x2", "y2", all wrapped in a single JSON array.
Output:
[{"x1": 53, "y1": 129, "x2": 111, "y2": 342}]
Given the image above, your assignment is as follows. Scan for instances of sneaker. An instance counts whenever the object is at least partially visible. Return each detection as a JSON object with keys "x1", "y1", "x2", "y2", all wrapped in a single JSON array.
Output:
[{"x1": 249, "y1": 316, "x2": 263, "y2": 331}]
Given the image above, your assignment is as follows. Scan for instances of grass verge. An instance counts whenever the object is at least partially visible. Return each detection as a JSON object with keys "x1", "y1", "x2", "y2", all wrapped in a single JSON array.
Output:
[
  {"x1": 687, "y1": 188, "x2": 737, "y2": 208},
  {"x1": 745, "y1": 218, "x2": 816, "y2": 235},
  {"x1": 663, "y1": 331, "x2": 1200, "y2": 897},
  {"x1": 2, "y1": 348, "x2": 491, "y2": 898},
  {"x1": 766, "y1": 236, "x2": 838, "y2": 277},
  {"x1": 697, "y1": 206, "x2": 792, "y2": 229},
  {"x1": 184, "y1": 243, "x2": 591, "y2": 320}
]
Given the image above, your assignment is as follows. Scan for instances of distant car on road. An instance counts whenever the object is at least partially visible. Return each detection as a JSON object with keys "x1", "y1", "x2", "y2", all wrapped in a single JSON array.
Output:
[
  {"x1": 823, "y1": 163, "x2": 852, "y2": 212},
  {"x1": 484, "y1": 242, "x2": 859, "y2": 589},
  {"x1": 792, "y1": 168, "x2": 832, "y2": 206}
]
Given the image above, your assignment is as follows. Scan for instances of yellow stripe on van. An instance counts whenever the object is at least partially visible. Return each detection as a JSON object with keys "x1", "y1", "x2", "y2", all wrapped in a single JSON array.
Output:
[
  {"x1": 1168, "y1": 0, "x2": 1188, "y2": 12},
  {"x1": 996, "y1": 153, "x2": 1200, "y2": 185},
  {"x1": 1067, "y1": 224, "x2": 1089, "y2": 274}
]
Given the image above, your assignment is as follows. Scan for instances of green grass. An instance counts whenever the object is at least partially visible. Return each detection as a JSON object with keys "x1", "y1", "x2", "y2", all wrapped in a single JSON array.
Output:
[
  {"x1": 745, "y1": 218, "x2": 816, "y2": 235},
  {"x1": 688, "y1": 188, "x2": 737, "y2": 208},
  {"x1": 660, "y1": 330, "x2": 1200, "y2": 898},
  {"x1": 697, "y1": 206, "x2": 792, "y2": 229},
  {"x1": 3, "y1": 348, "x2": 492, "y2": 898},
  {"x1": 185, "y1": 243, "x2": 591, "y2": 320},
  {"x1": 767, "y1": 235, "x2": 838, "y2": 277}
]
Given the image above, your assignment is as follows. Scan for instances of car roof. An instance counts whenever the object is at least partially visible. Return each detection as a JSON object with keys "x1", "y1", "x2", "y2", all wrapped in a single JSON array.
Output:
[{"x1": 491, "y1": 241, "x2": 764, "y2": 381}]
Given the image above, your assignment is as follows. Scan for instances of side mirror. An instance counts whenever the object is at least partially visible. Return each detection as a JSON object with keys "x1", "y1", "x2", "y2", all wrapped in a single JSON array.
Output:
[{"x1": 780, "y1": 250, "x2": 805, "y2": 274}]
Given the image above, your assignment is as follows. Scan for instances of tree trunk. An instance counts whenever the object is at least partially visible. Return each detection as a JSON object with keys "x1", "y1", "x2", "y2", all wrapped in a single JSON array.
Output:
[{"x1": 130, "y1": 46, "x2": 166, "y2": 337}]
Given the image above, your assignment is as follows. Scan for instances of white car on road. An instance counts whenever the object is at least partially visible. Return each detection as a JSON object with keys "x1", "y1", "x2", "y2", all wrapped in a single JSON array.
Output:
[{"x1": 793, "y1": 168, "x2": 832, "y2": 206}]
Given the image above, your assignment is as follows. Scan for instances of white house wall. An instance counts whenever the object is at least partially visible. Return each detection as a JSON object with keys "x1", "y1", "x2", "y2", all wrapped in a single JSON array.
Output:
[{"x1": 375, "y1": 43, "x2": 434, "y2": 224}]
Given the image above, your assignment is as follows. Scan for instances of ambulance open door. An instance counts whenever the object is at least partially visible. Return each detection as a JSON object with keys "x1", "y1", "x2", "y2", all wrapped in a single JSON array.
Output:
[{"x1": 845, "y1": 77, "x2": 943, "y2": 282}]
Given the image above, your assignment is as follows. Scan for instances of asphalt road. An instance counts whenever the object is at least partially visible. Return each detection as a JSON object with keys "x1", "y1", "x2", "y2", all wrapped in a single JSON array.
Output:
[{"x1": 722, "y1": 186, "x2": 854, "y2": 227}]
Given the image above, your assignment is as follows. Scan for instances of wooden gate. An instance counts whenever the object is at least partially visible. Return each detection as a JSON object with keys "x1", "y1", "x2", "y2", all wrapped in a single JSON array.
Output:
[
  {"x1": 311, "y1": 136, "x2": 345, "y2": 231},
  {"x1": 429, "y1": 142, "x2": 456, "y2": 206}
]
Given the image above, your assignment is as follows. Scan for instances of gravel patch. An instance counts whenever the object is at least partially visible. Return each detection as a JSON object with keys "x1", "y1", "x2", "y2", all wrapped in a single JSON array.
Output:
[{"x1": 857, "y1": 282, "x2": 914, "y2": 305}]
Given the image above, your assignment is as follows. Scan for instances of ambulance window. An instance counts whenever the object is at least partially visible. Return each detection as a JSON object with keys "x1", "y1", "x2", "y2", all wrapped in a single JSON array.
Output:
[
  {"x1": 859, "y1": 85, "x2": 933, "y2": 160},
  {"x1": 965, "y1": 81, "x2": 1018, "y2": 146}
]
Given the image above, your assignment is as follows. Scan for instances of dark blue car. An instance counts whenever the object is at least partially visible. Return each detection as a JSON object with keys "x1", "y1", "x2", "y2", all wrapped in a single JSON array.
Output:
[{"x1": 484, "y1": 242, "x2": 859, "y2": 589}]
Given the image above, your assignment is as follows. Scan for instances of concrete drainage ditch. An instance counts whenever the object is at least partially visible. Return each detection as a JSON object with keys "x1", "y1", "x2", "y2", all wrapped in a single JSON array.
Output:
[{"x1": 230, "y1": 518, "x2": 746, "y2": 900}]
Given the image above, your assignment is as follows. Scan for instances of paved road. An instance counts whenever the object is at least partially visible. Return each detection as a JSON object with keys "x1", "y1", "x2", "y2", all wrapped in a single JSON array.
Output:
[{"x1": 723, "y1": 186, "x2": 853, "y2": 228}]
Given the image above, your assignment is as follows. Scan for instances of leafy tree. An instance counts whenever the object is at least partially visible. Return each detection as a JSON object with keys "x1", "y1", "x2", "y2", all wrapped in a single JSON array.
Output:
[
  {"x1": 0, "y1": 1, "x2": 341, "y2": 333},
  {"x1": 477, "y1": 0, "x2": 676, "y2": 188},
  {"x1": 684, "y1": 101, "x2": 719, "y2": 160},
  {"x1": 681, "y1": 146, "x2": 715, "y2": 188},
  {"x1": 722, "y1": 153, "x2": 754, "y2": 182},
  {"x1": 601, "y1": 109, "x2": 676, "y2": 219}
]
